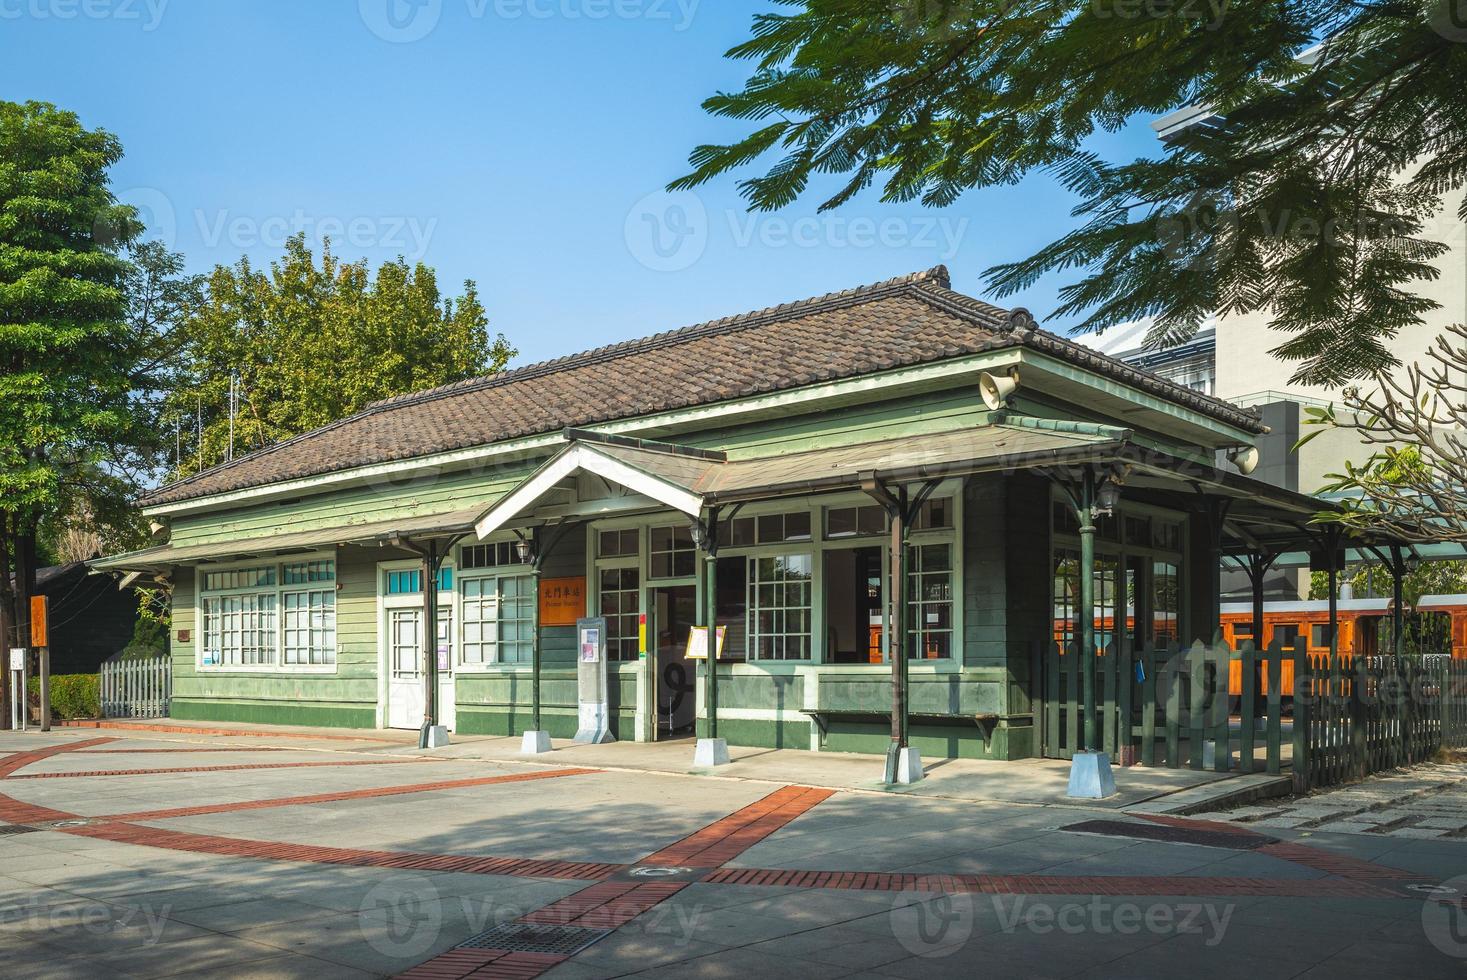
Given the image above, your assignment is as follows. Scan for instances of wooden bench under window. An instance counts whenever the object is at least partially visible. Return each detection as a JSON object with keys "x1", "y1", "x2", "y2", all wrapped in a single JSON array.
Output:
[{"x1": 801, "y1": 709, "x2": 1001, "y2": 743}]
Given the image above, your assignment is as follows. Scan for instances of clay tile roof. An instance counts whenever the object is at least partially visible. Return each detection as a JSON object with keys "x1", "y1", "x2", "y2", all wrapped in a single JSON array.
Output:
[{"x1": 142, "y1": 266, "x2": 1263, "y2": 507}]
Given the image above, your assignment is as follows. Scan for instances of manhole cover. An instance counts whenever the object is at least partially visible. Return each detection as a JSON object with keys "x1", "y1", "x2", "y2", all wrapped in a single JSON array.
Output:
[
  {"x1": 457, "y1": 923, "x2": 611, "y2": 956},
  {"x1": 630, "y1": 866, "x2": 692, "y2": 878},
  {"x1": 0, "y1": 825, "x2": 37, "y2": 837},
  {"x1": 1062, "y1": 819, "x2": 1276, "y2": 851},
  {"x1": 1408, "y1": 884, "x2": 1460, "y2": 895}
]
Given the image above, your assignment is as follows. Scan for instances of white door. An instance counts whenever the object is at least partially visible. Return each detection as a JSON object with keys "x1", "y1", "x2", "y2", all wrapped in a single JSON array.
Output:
[{"x1": 387, "y1": 605, "x2": 455, "y2": 730}]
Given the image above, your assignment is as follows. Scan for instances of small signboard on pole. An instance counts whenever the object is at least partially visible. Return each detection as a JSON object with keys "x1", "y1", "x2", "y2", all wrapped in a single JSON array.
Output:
[
  {"x1": 8, "y1": 648, "x2": 26, "y2": 731},
  {"x1": 29, "y1": 595, "x2": 47, "y2": 648},
  {"x1": 685, "y1": 626, "x2": 727, "y2": 661},
  {"x1": 30, "y1": 595, "x2": 50, "y2": 731}
]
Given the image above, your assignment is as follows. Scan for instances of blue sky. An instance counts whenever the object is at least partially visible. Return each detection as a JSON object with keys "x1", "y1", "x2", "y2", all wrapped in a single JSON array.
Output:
[{"x1": 3, "y1": 0, "x2": 1162, "y2": 366}]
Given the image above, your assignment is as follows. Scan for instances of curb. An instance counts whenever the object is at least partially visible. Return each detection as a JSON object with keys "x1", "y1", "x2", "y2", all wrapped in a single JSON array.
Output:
[{"x1": 1124, "y1": 772, "x2": 1294, "y2": 816}]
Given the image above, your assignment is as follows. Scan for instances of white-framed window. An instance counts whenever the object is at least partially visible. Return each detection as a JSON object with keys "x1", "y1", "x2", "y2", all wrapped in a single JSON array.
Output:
[
  {"x1": 598, "y1": 566, "x2": 641, "y2": 661},
  {"x1": 200, "y1": 557, "x2": 335, "y2": 670},
  {"x1": 203, "y1": 593, "x2": 278, "y2": 667},
  {"x1": 649, "y1": 523, "x2": 696, "y2": 578},
  {"x1": 283, "y1": 589, "x2": 336, "y2": 666},
  {"x1": 825, "y1": 503, "x2": 886, "y2": 539},
  {"x1": 907, "y1": 541, "x2": 953, "y2": 660},
  {"x1": 462, "y1": 573, "x2": 535, "y2": 665},
  {"x1": 462, "y1": 541, "x2": 519, "y2": 570},
  {"x1": 747, "y1": 553, "x2": 813, "y2": 661},
  {"x1": 585, "y1": 484, "x2": 962, "y2": 666}
]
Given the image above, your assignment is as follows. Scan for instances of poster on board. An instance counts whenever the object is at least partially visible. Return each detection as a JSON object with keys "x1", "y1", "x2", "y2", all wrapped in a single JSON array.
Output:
[{"x1": 684, "y1": 625, "x2": 727, "y2": 661}]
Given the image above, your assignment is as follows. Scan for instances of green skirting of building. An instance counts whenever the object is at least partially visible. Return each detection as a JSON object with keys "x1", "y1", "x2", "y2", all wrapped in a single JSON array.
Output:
[{"x1": 171, "y1": 697, "x2": 376, "y2": 729}]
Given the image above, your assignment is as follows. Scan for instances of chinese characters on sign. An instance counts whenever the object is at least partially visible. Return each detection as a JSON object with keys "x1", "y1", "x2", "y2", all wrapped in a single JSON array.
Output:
[{"x1": 539, "y1": 577, "x2": 586, "y2": 627}]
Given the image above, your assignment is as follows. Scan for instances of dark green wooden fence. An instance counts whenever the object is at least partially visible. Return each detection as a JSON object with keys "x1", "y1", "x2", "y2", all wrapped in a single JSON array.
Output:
[
  {"x1": 1041, "y1": 639, "x2": 1467, "y2": 787},
  {"x1": 1295, "y1": 651, "x2": 1467, "y2": 790}
]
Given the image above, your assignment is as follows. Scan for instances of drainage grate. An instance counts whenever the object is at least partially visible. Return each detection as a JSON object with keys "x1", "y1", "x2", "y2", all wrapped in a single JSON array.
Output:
[
  {"x1": 0, "y1": 825, "x2": 38, "y2": 837},
  {"x1": 1062, "y1": 819, "x2": 1276, "y2": 851},
  {"x1": 456, "y1": 922, "x2": 612, "y2": 957}
]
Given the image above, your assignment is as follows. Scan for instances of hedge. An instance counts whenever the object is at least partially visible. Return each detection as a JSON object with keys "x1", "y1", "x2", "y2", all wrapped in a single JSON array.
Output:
[{"x1": 26, "y1": 674, "x2": 101, "y2": 721}]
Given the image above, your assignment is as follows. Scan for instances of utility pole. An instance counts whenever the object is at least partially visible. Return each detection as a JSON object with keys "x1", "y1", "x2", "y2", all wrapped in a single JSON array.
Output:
[{"x1": 227, "y1": 371, "x2": 238, "y2": 462}]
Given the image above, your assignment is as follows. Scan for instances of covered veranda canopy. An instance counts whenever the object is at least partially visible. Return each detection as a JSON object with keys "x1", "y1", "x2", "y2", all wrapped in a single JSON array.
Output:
[
  {"x1": 459, "y1": 423, "x2": 1409, "y2": 779},
  {"x1": 94, "y1": 421, "x2": 1453, "y2": 773}
]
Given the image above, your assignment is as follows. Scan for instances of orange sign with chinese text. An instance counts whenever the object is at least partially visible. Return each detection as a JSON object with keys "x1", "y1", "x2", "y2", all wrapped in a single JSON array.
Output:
[
  {"x1": 30, "y1": 596, "x2": 48, "y2": 648},
  {"x1": 538, "y1": 577, "x2": 586, "y2": 627}
]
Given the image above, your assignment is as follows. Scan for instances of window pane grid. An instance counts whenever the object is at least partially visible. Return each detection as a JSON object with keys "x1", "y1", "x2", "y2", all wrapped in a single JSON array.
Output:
[
  {"x1": 748, "y1": 554, "x2": 812, "y2": 661},
  {"x1": 462, "y1": 542, "x2": 519, "y2": 570},
  {"x1": 203, "y1": 593, "x2": 277, "y2": 667},
  {"x1": 462, "y1": 574, "x2": 535, "y2": 665},
  {"x1": 387, "y1": 568, "x2": 452, "y2": 594},
  {"x1": 283, "y1": 560, "x2": 335, "y2": 585},
  {"x1": 598, "y1": 528, "x2": 639, "y2": 559},
  {"x1": 907, "y1": 542, "x2": 952, "y2": 660},
  {"x1": 283, "y1": 589, "x2": 336, "y2": 665},
  {"x1": 203, "y1": 566, "x2": 276, "y2": 592},
  {"x1": 598, "y1": 567, "x2": 640, "y2": 661},
  {"x1": 649, "y1": 524, "x2": 696, "y2": 578}
]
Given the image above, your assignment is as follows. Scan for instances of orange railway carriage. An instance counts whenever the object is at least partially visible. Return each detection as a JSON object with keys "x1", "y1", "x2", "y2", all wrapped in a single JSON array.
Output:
[
  {"x1": 1052, "y1": 597, "x2": 1467, "y2": 697},
  {"x1": 1413, "y1": 595, "x2": 1467, "y2": 662},
  {"x1": 1220, "y1": 599, "x2": 1394, "y2": 695}
]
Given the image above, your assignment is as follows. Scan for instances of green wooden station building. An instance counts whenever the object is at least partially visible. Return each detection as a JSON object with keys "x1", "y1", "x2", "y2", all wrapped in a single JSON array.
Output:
[{"x1": 99, "y1": 267, "x2": 1330, "y2": 772}]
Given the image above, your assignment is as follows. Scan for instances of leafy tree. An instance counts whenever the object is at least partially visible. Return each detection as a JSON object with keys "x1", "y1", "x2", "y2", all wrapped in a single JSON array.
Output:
[
  {"x1": 169, "y1": 235, "x2": 515, "y2": 475},
  {"x1": 672, "y1": 1, "x2": 1466, "y2": 386},
  {"x1": 34, "y1": 241, "x2": 204, "y2": 564},
  {"x1": 0, "y1": 100, "x2": 142, "y2": 672},
  {"x1": 1297, "y1": 324, "x2": 1467, "y2": 542},
  {"x1": 1311, "y1": 559, "x2": 1467, "y2": 607}
]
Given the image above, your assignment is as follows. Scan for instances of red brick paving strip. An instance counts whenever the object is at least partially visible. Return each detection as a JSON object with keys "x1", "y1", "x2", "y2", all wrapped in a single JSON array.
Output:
[
  {"x1": 0, "y1": 737, "x2": 118, "y2": 822},
  {"x1": 10, "y1": 758, "x2": 427, "y2": 779},
  {"x1": 641, "y1": 784, "x2": 835, "y2": 867},
  {"x1": 0, "y1": 741, "x2": 1433, "y2": 980},
  {"x1": 0, "y1": 737, "x2": 116, "y2": 778},
  {"x1": 1257, "y1": 841, "x2": 1430, "y2": 882},
  {"x1": 701, "y1": 866, "x2": 1393, "y2": 898},
  {"x1": 395, "y1": 785, "x2": 836, "y2": 980},
  {"x1": 69, "y1": 746, "x2": 303, "y2": 753},
  {"x1": 62, "y1": 821, "x2": 626, "y2": 881},
  {"x1": 57, "y1": 719, "x2": 396, "y2": 742},
  {"x1": 522, "y1": 880, "x2": 691, "y2": 929},
  {"x1": 99, "y1": 767, "x2": 600, "y2": 822},
  {"x1": 1139, "y1": 812, "x2": 1430, "y2": 883},
  {"x1": 395, "y1": 948, "x2": 567, "y2": 980}
]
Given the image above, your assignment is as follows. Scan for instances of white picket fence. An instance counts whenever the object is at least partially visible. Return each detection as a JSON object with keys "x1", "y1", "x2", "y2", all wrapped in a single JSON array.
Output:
[{"x1": 101, "y1": 655, "x2": 171, "y2": 719}]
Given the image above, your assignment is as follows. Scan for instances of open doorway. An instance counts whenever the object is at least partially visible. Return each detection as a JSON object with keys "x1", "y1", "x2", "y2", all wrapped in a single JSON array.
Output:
[
  {"x1": 825, "y1": 546, "x2": 883, "y2": 663},
  {"x1": 652, "y1": 585, "x2": 697, "y2": 739}
]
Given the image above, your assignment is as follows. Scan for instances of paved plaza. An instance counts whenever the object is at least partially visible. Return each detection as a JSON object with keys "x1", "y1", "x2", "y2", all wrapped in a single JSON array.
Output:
[
  {"x1": 1205, "y1": 759, "x2": 1467, "y2": 838},
  {"x1": 2, "y1": 727, "x2": 1466, "y2": 978}
]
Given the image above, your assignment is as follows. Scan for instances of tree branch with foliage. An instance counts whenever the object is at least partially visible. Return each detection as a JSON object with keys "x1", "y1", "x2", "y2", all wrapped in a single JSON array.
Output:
[
  {"x1": 1305, "y1": 323, "x2": 1467, "y2": 542},
  {"x1": 167, "y1": 234, "x2": 516, "y2": 477},
  {"x1": 672, "y1": 1, "x2": 1467, "y2": 386}
]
